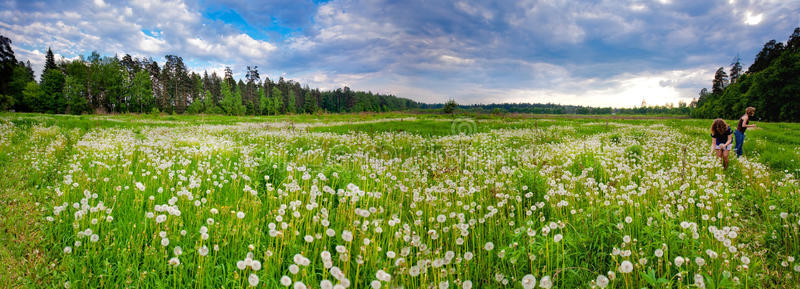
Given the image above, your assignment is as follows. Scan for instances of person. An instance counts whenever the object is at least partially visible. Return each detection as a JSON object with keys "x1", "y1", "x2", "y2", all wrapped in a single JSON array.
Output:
[
  {"x1": 734, "y1": 107, "x2": 757, "y2": 157},
  {"x1": 710, "y1": 118, "x2": 733, "y2": 169}
]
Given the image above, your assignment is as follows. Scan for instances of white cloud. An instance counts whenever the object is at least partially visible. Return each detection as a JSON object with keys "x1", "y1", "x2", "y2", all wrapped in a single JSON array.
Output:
[
  {"x1": 93, "y1": 0, "x2": 108, "y2": 8},
  {"x1": 138, "y1": 32, "x2": 167, "y2": 54},
  {"x1": 744, "y1": 11, "x2": 763, "y2": 25}
]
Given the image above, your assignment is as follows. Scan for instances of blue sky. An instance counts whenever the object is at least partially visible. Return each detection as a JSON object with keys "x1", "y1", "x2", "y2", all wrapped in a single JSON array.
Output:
[{"x1": 1, "y1": 0, "x2": 798, "y2": 107}]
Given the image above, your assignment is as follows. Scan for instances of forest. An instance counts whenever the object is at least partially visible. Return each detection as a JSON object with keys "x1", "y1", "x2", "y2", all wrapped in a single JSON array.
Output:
[
  {"x1": 0, "y1": 36, "x2": 419, "y2": 115},
  {"x1": 692, "y1": 27, "x2": 800, "y2": 122}
]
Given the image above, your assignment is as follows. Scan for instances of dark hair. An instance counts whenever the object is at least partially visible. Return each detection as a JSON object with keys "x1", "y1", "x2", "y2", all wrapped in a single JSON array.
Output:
[{"x1": 710, "y1": 118, "x2": 727, "y2": 136}]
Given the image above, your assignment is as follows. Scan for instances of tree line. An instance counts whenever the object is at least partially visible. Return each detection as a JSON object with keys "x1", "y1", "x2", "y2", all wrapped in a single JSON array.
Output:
[
  {"x1": 0, "y1": 35, "x2": 419, "y2": 115},
  {"x1": 422, "y1": 101, "x2": 693, "y2": 115},
  {"x1": 692, "y1": 27, "x2": 800, "y2": 122}
]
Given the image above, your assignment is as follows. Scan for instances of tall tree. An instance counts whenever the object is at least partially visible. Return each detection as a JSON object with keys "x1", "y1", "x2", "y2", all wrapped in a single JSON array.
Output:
[
  {"x1": 63, "y1": 75, "x2": 88, "y2": 114},
  {"x1": 0, "y1": 35, "x2": 17, "y2": 96},
  {"x1": 22, "y1": 81, "x2": 43, "y2": 112},
  {"x1": 258, "y1": 88, "x2": 269, "y2": 115},
  {"x1": 40, "y1": 69, "x2": 66, "y2": 113},
  {"x1": 44, "y1": 47, "x2": 57, "y2": 75},
  {"x1": 712, "y1": 67, "x2": 728, "y2": 94},
  {"x1": 729, "y1": 55, "x2": 742, "y2": 84},
  {"x1": 303, "y1": 90, "x2": 317, "y2": 113},
  {"x1": 749, "y1": 40, "x2": 785, "y2": 73},
  {"x1": 287, "y1": 89, "x2": 296, "y2": 114},
  {"x1": 270, "y1": 86, "x2": 283, "y2": 115},
  {"x1": 788, "y1": 27, "x2": 800, "y2": 52},
  {"x1": 129, "y1": 70, "x2": 153, "y2": 113},
  {"x1": 163, "y1": 55, "x2": 188, "y2": 113}
]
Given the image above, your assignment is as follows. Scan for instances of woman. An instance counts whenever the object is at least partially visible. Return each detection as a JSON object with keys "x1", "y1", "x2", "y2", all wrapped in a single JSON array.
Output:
[
  {"x1": 734, "y1": 107, "x2": 757, "y2": 157},
  {"x1": 710, "y1": 118, "x2": 733, "y2": 169}
]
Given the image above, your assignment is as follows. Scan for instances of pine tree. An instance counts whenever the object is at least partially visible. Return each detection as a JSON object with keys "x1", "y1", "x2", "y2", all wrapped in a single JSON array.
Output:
[
  {"x1": 729, "y1": 55, "x2": 742, "y2": 84},
  {"x1": 287, "y1": 89, "x2": 296, "y2": 114},
  {"x1": 271, "y1": 87, "x2": 283, "y2": 115},
  {"x1": 44, "y1": 47, "x2": 57, "y2": 74},
  {"x1": 712, "y1": 67, "x2": 728, "y2": 94},
  {"x1": 303, "y1": 91, "x2": 316, "y2": 114}
]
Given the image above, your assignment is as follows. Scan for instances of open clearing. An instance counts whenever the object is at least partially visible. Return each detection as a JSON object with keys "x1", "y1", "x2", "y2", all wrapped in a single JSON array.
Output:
[{"x1": 0, "y1": 113, "x2": 798, "y2": 288}]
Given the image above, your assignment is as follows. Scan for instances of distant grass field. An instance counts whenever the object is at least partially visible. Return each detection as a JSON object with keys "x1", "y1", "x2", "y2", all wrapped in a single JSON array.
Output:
[{"x1": 0, "y1": 112, "x2": 798, "y2": 289}]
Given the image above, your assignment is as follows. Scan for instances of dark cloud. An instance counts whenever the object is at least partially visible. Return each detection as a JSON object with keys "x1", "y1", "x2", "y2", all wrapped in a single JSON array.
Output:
[{"x1": 0, "y1": 0, "x2": 798, "y2": 106}]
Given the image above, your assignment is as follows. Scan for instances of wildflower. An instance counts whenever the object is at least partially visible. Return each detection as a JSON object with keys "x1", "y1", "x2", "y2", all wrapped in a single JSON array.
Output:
[
  {"x1": 370, "y1": 280, "x2": 381, "y2": 289},
  {"x1": 248, "y1": 273, "x2": 259, "y2": 287},
  {"x1": 464, "y1": 252, "x2": 474, "y2": 260},
  {"x1": 376, "y1": 270, "x2": 391, "y2": 282},
  {"x1": 619, "y1": 260, "x2": 633, "y2": 273},
  {"x1": 484, "y1": 242, "x2": 494, "y2": 251},
  {"x1": 198, "y1": 246, "x2": 209, "y2": 256},
  {"x1": 161, "y1": 238, "x2": 169, "y2": 247},
  {"x1": 521, "y1": 274, "x2": 536, "y2": 289},
  {"x1": 342, "y1": 230, "x2": 353, "y2": 242},
  {"x1": 674, "y1": 256, "x2": 684, "y2": 267},
  {"x1": 293, "y1": 281, "x2": 307, "y2": 289},
  {"x1": 596, "y1": 275, "x2": 609, "y2": 288},
  {"x1": 553, "y1": 234, "x2": 563, "y2": 243},
  {"x1": 654, "y1": 249, "x2": 663, "y2": 258},
  {"x1": 695, "y1": 257, "x2": 705, "y2": 267},
  {"x1": 168, "y1": 257, "x2": 180, "y2": 267},
  {"x1": 539, "y1": 275, "x2": 552, "y2": 288},
  {"x1": 280, "y1": 276, "x2": 292, "y2": 286},
  {"x1": 237, "y1": 211, "x2": 245, "y2": 219},
  {"x1": 320, "y1": 280, "x2": 333, "y2": 289},
  {"x1": 173, "y1": 246, "x2": 182, "y2": 256},
  {"x1": 462, "y1": 280, "x2": 472, "y2": 289},
  {"x1": 694, "y1": 274, "x2": 705, "y2": 289},
  {"x1": 90, "y1": 234, "x2": 99, "y2": 243},
  {"x1": 63, "y1": 246, "x2": 72, "y2": 254},
  {"x1": 135, "y1": 182, "x2": 145, "y2": 191}
]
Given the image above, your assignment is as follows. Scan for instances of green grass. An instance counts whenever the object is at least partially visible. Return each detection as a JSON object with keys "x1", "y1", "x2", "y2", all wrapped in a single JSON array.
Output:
[{"x1": 0, "y1": 112, "x2": 798, "y2": 289}]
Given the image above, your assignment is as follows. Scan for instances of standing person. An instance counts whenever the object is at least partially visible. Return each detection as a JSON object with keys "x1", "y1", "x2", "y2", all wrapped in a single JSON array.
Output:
[
  {"x1": 710, "y1": 118, "x2": 733, "y2": 169},
  {"x1": 734, "y1": 107, "x2": 757, "y2": 157}
]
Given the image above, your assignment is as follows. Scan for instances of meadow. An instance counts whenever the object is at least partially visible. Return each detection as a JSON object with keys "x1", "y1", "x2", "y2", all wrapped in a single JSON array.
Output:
[{"x1": 0, "y1": 113, "x2": 798, "y2": 289}]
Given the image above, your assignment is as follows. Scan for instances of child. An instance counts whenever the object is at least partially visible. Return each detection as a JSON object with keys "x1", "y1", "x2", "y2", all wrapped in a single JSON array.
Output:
[
  {"x1": 734, "y1": 107, "x2": 757, "y2": 157},
  {"x1": 710, "y1": 118, "x2": 733, "y2": 169}
]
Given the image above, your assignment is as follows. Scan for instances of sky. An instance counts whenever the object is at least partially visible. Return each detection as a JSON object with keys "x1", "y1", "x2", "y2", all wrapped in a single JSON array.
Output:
[{"x1": 1, "y1": 0, "x2": 798, "y2": 107}]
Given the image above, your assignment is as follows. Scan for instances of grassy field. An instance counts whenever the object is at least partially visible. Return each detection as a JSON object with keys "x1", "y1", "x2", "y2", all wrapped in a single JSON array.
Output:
[{"x1": 0, "y1": 113, "x2": 798, "y2": 288}]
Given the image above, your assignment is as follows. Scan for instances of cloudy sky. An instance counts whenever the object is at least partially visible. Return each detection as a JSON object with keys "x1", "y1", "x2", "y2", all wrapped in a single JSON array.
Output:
[{"x1": 1, "y1": 0, "x2": 798, "y2": 107}]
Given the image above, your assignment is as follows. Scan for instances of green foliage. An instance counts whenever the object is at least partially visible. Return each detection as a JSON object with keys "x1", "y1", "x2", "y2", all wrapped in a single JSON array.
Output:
[
  {"x1": 303, "y1": 92, "x2": 317, "y2": 114},
  {"x1": 219, "y1": 80, "x2": 245, "y2": 115},
  {"x1": 0, "y1": 93, "x2": 13, "y2": 110},
  {"x1": 443, "y1": 99, "x2": 457, "y2": 114},
  {"x1": 258, "y1": 88, "x2": 268, "y2": 115},
  {"x1": 287, "y1": 89, "x2": 296, "y2": 114},
  {"x1": 129, "y1": 70, "x2": 153, "y2": 113},
  {"x1": 63, "y1": 75, "x2": 87, "y2": 114},
  {"x1": 694, "y1": 27, "x2": 800, "y2": 122},
  {"x1": 270, "y1": 87, "x2": 283, "y2": 115},
  {"x1": 40, "y1": 69, "x2": 66, "y2": 113},
  {"x1": 22, "y1": 81, "x2": 43, "y2": 112}
]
